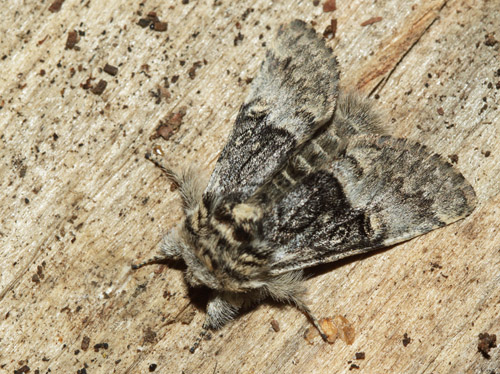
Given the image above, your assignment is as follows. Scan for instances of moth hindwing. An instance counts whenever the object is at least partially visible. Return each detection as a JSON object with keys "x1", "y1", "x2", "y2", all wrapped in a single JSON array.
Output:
[{"x1": 133, "y1": 19, "x2": 476, "y2": 349}]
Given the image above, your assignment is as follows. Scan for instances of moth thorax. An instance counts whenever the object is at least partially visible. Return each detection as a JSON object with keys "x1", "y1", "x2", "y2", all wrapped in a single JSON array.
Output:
[
  {"x1": 184, "y1": 201, "x2": 268, "y2": 290},
  {"x1": 210, "y1": 202, "x2": 264, "y2": 244},
  {"x1": 231, "y1": 203, "x2": 263, "y2": 224}
]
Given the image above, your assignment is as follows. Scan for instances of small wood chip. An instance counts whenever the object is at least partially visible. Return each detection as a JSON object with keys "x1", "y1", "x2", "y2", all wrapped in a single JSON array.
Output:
[
  {"x1": 355, "y1": 352, "x2": 365, "y2": 360},
  {"x1": 320, "y1": 317, "x2": 339, "y2": 343},
  {"x1": 138, "y1": 12, "x2": 167, "y2": 31},
  {"x1": 304, "y1": 326, "x2": 318, "y2": 344},
  {"x1": 81, "y1": 336, "x2": 90, "y2": 351},
  {"x1": 270, "y1": 319, "x2": 280, "y2": 332},
  {"x1": 154, "y1": 107, "x2": 187, "y2": 141},
  {"x1": 323, "y1": 0, "x2": 336, "y2": 12},
  {"x1": 14, "y1": 365, "x2": 30, "y2": 373},
  {"x1": 152, "y1": 21, "x2": 168, "y2": 32},
  {"x1": 65, "y1": 30, "x2": 80, "y2": 50},
  {"x1": 334, "y1": 315, "x2": 355, "y2": 345},
  {"x1": 188, "y1": 61, "x2": 203, "y2": 79},
  {"x1": 91, "y1": 80, "x2": 107, "y2": 95},
  {"x1": 478, "y1": 332, "x2": 497, "y2": 359},
  {"x1": 402, "y1": 332, "x2": 412, "y2": 347},
  {"x1": 484, "y1": 33, "x2": 498, "y2": 47},
  {"x1": 323, "y1": 19, "x2": 337, "y2": 40},
  {"x1": 304, "y1": 315, "x2": 355, "y2": 345},
  {"x1": 137, "y1": 18, "x2": 151, "y2": 28},
  {"x1": 361, "y1": 17, "x2": 383, "y2": 26},
  {"x1": 103, "y1": 64, "x2": 118, "y2": 76},
  {"x1": 48, "y1": 0, "x2": 64, "y2": 13},
  {"x1": 80, "y1": 76, "x2": 94, "y2": 90}
]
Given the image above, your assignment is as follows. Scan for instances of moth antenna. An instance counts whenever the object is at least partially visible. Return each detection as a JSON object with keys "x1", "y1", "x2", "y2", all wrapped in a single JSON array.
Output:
[
  {"x1": 130, "y1": 255, "x2": 165, "y2": 270},
  {"x1": 189, "y1": 327, "x2": 210, "y2": 354},
  {"x1": 145, "y1": 152, "x2": 203, "y2": 210},
  {"x1": 145, "y1": 152, "x2": 181, "y2": 186}
]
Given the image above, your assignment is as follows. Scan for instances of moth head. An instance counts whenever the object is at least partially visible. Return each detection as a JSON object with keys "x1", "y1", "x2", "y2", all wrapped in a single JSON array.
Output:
[
  {"x1": 183, "y1": 260, "x2": 220, "y2": 289},
  {"x1": 154, "y1": 167, "x2": 223, "y2": 289},
  {"x1": 162, "y1": 218, "x2": 224, "y2": 291}
]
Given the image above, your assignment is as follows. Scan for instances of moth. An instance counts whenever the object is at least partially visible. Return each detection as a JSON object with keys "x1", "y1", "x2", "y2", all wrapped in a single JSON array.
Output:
[{"x1": 133, "y1": 20, "x2": 476, "y2": 348}]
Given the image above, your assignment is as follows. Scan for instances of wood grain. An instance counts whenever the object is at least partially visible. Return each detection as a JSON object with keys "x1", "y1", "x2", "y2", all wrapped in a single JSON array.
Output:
[{"x1": 0, "y1": 0, "x2": 498, "y2": 373}]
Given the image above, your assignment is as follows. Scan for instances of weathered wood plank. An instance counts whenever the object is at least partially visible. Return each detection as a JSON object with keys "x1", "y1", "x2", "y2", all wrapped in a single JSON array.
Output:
[{"x1": 0, "y1": 0, "x2": 498, "y2": 373}]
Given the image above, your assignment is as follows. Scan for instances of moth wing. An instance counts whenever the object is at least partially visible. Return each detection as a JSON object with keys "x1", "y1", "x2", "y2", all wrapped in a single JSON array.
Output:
[
  {"x1": 266, "y1": 135, "x2": 476, "y2": 275},
  {"x1": 204, "y1": 20, "x2": 339, "y2": 200}
]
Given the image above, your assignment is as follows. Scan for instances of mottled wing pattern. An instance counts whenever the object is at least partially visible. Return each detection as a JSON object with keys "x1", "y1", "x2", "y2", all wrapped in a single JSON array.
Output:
[
  {"x1": 204, "y1": 20, "x2": 339, "y2": 201},
  {"x1": 266, "y1": 135, "x2": 477, "y2": 275}
]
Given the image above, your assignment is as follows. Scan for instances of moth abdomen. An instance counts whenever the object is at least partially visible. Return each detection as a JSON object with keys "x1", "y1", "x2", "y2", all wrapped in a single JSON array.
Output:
[{"x1": 256, "y1": 129, "x2": 344, "y2": 203}]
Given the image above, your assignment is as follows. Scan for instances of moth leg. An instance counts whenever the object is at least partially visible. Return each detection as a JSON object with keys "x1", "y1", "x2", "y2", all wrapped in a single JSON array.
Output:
[
  {"x1": 132, "y1": 226, "x2": 183, "y2": 269},
  {"x1": 203, "y1": 292, "x2": 241, "y2": 329},
  {"x1": 131, "y1": 255, "x2": 166, "y2": 270},
  {"x1": 265, "y1": 272, "x2": 329, "y2": 340},
  {"x1": 189, "y1": 293, "x2": 241, "y2": 353},
  {"x1": 189, "y1": 328, "x2": 210, "y2": 354},
  {"x1": 291, "y1": 297, "x2": 328, "y2": 341}
]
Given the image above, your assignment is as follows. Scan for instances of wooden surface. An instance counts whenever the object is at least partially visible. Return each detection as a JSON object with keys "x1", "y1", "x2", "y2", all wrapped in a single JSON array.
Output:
[{"x1": 1, "y1": 0, "x2": 499, "y2": 373}]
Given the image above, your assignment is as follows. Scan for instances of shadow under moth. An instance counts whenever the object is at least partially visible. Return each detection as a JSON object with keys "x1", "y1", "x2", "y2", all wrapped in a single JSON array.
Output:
[{"x1": 133, "y1": 20, "x2": 476, "y2": 351}]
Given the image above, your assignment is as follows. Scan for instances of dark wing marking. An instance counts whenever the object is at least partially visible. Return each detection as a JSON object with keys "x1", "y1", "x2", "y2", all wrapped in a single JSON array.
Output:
[
  {"x1": 204, "y1": 20, "x2": 339, "y2": 201},
  {"x1": 265, "y1": 135, "x2": 476, "y2": 275}
]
